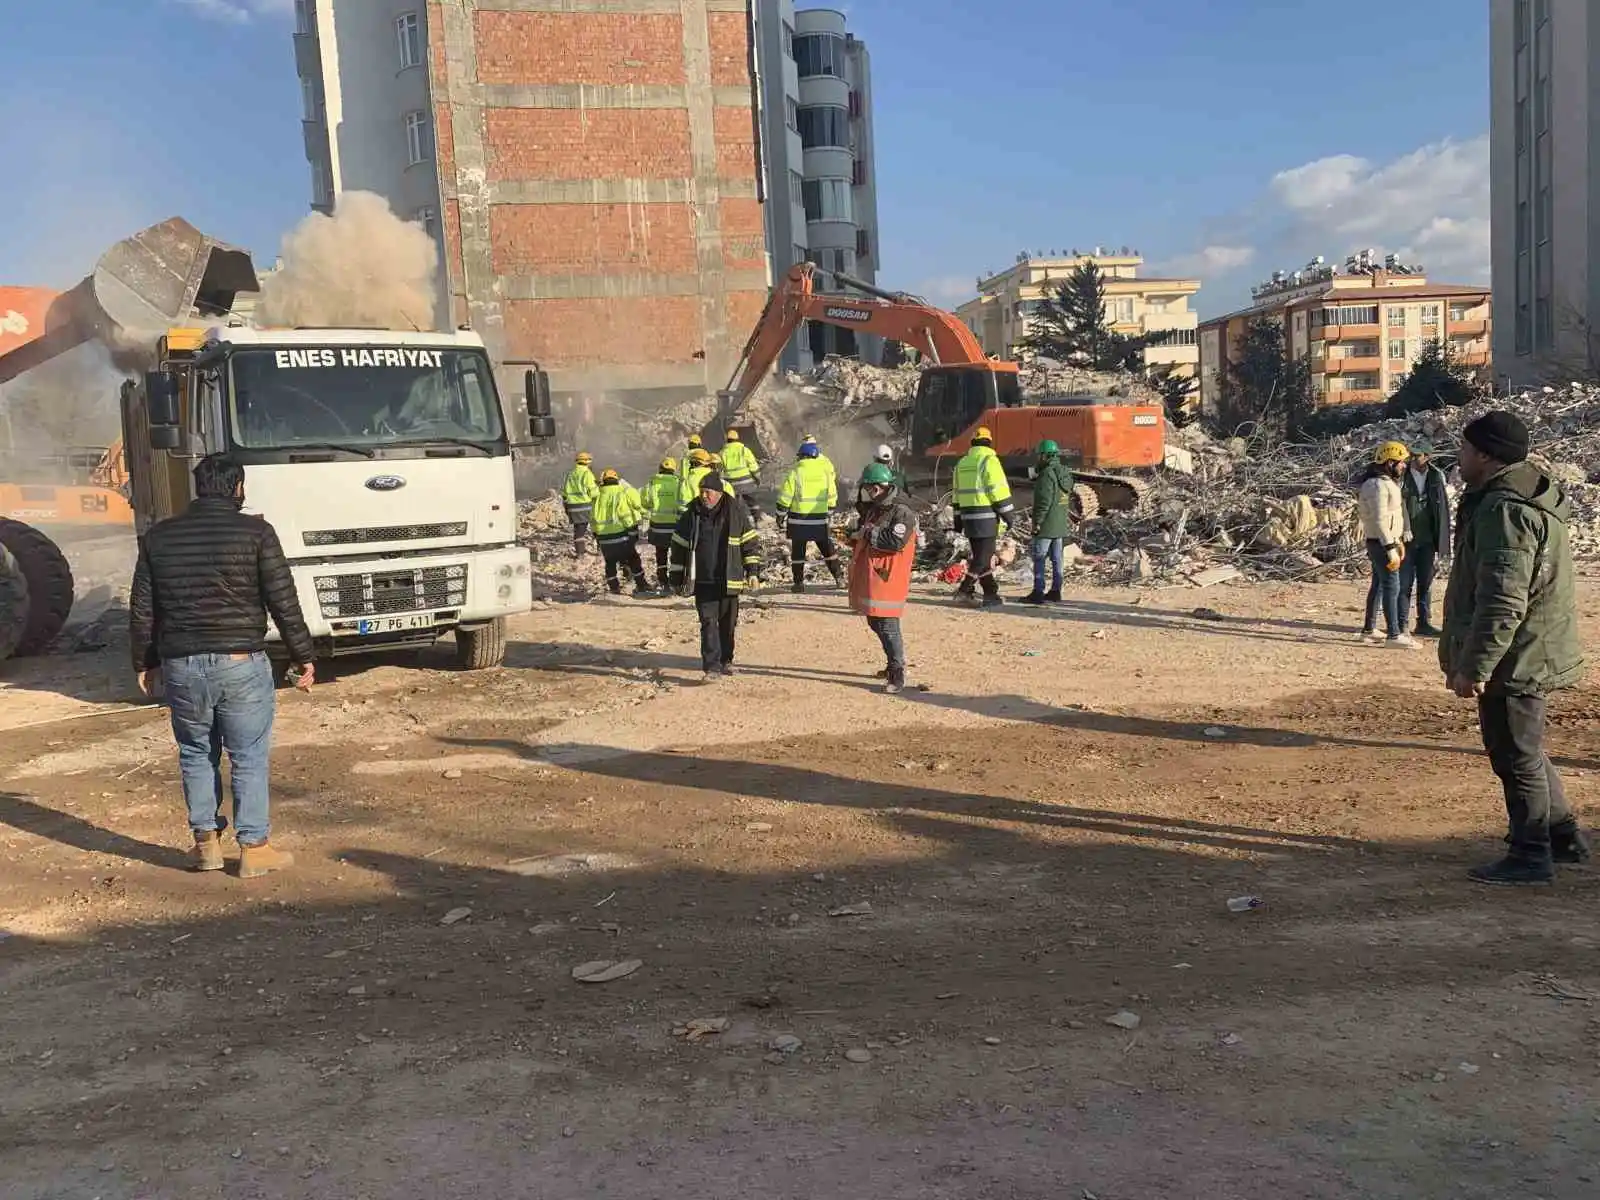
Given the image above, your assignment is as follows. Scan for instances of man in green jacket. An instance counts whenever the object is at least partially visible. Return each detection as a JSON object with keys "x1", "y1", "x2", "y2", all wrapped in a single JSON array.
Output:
[
  {"x1": 1022, "y1": 439, "x2": 1073, "y2": 605},
  {"x1": 1441, "y1": 411, "x2": 1589, "y2": 886}
]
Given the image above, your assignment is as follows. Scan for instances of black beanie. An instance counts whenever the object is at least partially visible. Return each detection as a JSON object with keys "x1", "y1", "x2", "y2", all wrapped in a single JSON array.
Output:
[
  {"x1": 698, "y1": 472, "x2": 726, "y2": 495},
  {"x1": 1462, "y1": 411, "x2": 1530, "y2": 464}
]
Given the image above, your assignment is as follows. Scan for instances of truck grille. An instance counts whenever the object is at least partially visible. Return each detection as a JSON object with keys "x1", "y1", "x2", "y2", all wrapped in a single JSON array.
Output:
[
  {"x1": 303, "y1": 521, "x2": 468, "y2": 547},
  {"x1": 314, "y1": 565, "x2": 467, "y2": 618}
]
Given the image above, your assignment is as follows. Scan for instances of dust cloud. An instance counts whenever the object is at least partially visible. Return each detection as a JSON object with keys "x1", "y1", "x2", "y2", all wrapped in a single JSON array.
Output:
[{"x1": 257, "y1": 191, "x2": 439, "y2": 332}]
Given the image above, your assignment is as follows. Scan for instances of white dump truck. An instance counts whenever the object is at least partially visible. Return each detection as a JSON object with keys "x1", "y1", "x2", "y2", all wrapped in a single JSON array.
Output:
[{"x1": 124, "y1": 324, "x2": 556, "y2": 668}]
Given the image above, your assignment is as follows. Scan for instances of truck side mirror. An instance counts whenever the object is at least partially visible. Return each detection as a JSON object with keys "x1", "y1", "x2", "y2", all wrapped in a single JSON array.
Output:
[
  {"x1": 146, "y1": 372, "x2": 180, "y2": 427},
  {"x1": 524, "y1": 366, "x2": 552, "y2": 417}
]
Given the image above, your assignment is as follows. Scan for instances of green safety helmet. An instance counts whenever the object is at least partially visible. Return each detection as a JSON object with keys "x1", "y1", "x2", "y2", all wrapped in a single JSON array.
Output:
[
  {"x1": 1037, "y1": 439, "x2": 1060, "y2": 457},
  {"x1": 860, "y1": 462, "x2": 895, "y2": 487}
]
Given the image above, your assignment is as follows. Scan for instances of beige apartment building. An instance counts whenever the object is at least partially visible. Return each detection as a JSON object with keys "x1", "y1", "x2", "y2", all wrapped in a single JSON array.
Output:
[
  {"x1": 955, "y1": 250, "x2": 1201, "y2": 378},
  {"x1": 1198, "y1": 253, "x2": 1491, "y2": 411}
]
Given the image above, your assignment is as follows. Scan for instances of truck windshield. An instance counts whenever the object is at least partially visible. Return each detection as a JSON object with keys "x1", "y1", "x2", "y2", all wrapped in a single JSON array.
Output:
[{"x1": 227, "y1": 347, "x2": 506, "y2": 450}]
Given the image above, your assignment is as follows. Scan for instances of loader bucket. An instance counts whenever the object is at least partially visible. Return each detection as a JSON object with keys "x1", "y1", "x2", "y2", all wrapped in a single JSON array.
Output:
[{"x1": 0, "y1": 217, "x2": 258, "y2": 386}]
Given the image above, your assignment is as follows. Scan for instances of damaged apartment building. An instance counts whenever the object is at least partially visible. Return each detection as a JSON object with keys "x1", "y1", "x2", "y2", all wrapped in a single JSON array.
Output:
[{"x1": 292, "y1": 0, "x2": 881, "y2": 415}]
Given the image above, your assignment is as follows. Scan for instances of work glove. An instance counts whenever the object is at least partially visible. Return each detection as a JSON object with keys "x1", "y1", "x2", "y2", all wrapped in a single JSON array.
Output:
[{"x1": 1385, "y1": 544, "x2": 1403, "y2": 572}]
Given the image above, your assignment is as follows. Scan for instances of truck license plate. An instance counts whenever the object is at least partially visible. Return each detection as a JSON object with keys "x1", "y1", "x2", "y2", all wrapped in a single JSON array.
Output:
[{"x1": 358, "y1": 614, "x2": 435, "y2": 635}]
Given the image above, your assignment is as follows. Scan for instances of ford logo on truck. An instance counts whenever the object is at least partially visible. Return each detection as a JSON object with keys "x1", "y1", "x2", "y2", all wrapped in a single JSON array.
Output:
[
  {"x1": 823, "y1": 306, "x2": 872, "y2": 323},
  {"x1": 365, "y1": 475, "x2": 407, "y2": 491}
]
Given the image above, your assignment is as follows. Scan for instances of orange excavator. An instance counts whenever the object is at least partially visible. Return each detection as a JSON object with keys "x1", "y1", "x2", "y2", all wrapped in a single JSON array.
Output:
[{"x1": 710, "y1": 263, "x2": 1165, "y2": 514}]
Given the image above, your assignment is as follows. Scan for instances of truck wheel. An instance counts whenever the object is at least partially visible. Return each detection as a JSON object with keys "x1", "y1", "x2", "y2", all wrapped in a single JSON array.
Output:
[
  {"x1": 455, "y1": 618, "x2": 507, "y2": 670},
  {"x1": 0, "y1": 519, "x2": 75, "y2": 657},
  {"x1": 0, "y1": 541, "x2": 30, "y2": 662}
]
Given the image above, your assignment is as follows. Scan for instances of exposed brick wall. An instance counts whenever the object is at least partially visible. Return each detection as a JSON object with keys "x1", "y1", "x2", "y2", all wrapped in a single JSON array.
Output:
[
  {"x1": 442, "y1": 198, "x2": 466, "y2": 327},
  {"x1": 720, "y1": 198, "x2": 766, "y2": 272},
  {"x1": 490, "y1": 203, "x2": 697, "y2": 276},
  {"x1": 707, "y1": 12, "x2": 752, "y2": 87},
  {"x1": 474, "y1": 11, "x2": 686, "y2": 86},
  {"x1": 432, "y1": 101, "x2": 456, "y2": 181},
  {"x1": 725, "y1": 290, "x2": 769, "y2": 348},
  {"x1": 504, "y1": 296, "x2": 704, "y2": 367},
  {"x1": 712, "y1": 105, "x2": 757, "y2": 182},
  {"x1": 485, "y1": 108, "x2": 693, "y2": 182}
]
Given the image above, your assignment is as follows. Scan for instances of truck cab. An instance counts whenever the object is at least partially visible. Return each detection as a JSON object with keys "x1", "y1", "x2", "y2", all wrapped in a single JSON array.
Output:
[{"x1": 122, "y1": 325, "x2": 554, "y2": 669}]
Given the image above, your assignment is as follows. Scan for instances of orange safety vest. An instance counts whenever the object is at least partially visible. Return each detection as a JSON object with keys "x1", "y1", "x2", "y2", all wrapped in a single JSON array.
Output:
[{"x1": 848, "y1": 531, "x2": 916, "y2": 620}]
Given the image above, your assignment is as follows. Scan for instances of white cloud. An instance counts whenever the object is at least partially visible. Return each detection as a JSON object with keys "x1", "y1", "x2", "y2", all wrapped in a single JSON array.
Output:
[
  {"x1": 1167, "y1": 134, "x2": 1489, "y2": 311},
  {"x1": 913, "y1": 275, "x2": 977, "y2": 306},
  {"x1": 169, "y1": 0, "x2": 293, "y2": 22}
]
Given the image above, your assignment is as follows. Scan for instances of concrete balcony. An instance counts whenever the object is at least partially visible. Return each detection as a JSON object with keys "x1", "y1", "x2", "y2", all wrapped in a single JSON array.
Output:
[
  {"x1": 1321, "y1": 323, "x2": 1381, "y2": 341},
  {"x1": 1448, "y1": 319, "x2": 1489, "y2": 338},
  {"x1": 1322, "y1": 389, "x2": 1384, "y2": 406},
  {"x1": 1325, "y1": 356, "x2": 1383, "y2": 374}
]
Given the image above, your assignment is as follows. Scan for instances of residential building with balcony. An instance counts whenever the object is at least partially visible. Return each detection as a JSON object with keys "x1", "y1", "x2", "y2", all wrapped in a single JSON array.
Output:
[
  {"x1": 754, "y1": 3, "x2": 881, "y2": 371},
  {"x1": 1198, "y1": 252, "x2": 1491, "y2": 411},
  {"x1": 955, "y1": 249, "x2": 1201, "y2": 379},
  {"x1": 1490, "y1": 0, "x2": 1599, "y2": 384}
]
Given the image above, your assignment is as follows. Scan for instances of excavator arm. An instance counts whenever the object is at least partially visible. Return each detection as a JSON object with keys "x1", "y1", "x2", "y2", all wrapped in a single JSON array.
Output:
[{"x1": 715, "y1": 263, "x2": 988, "y2": 427}]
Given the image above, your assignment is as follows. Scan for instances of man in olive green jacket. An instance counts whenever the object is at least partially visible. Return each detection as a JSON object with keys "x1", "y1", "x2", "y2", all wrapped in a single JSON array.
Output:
[
  {"x1": 1441, "y1": 411, "x2": 1588, "y2": 886},
  {"x1": 1022, "y1": 439, "x2": 1074, "y2": 605}
]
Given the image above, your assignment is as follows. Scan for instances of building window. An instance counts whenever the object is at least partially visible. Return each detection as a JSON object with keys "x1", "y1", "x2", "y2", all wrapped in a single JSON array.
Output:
[
  {"x1": 788, "y1": 169, "x2": 804, "y2": 207},
  {"x1": 397, "y1": 13, "x2": 422, "y2": 70},
  {"x1": 801, "y1": 177, "x2": 853, "y2": 223},
  {"x1": 856, "y1": 229, "x2": 870, "y2": 260},
  {"x1": 784, "y1": 97, "x2": 798, "y2": 131},
  {"x1": 310, "y1": 159, "x2": 331, "y2": 208},
  {"x1": 1147, "y1": 329, "x2": 1197, "y2": 347},
  {"x1": 1449, "y1": 304, "x2": 1472, "y2": 322},
  {"x1": 794, "y1": 32, "x2": 845, "y2": 78},
  {"x1": 404, "y1": 110, "x2": 432, "y2": 166},
  {"x1": 1108, "y1": 298, "x2": 1135, "y2": 324},
  {"x1": 415, "y1": 206, "x2": 438, "y2": 238},
  {"x1": 1388, "y1": 340, "x2": 1407, "y2": 360},
  {"x1": 1420, "y1": 304, "x2": 1440, "y2": 325},
  {"x1": 1323, "y1": 304, "x2": 1378, "y2": 326},
  {"x1": 295, "y1": 0, "x2": 312, "y2": 35},
  {"x1": 851, "y1": 157, "x2": 867, "y2": 187},
  {"x1": 1387, "y1": 306, "x2": 1407, "y2": 328},
  {"x1": 300, "y1": 77, "x2": 318, "y2": 122},
  {"x1": 782, "y1": 21, "x2": 795, "y2": 59},
  {"x1": 797, "y1": 105, "x2": 849, "y2": 150},
  {"x1": 1536, "y1": 296, "x2": 1553, "y2": 349}
]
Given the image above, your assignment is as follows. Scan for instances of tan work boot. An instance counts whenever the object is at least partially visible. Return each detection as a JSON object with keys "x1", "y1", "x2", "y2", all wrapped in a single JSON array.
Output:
[
  {"x1": 238, "y1": 841, "x2": 294, "y2": 879},
  {"x1": 191, "y1": 831, "x2": 225, "y2": 873}
]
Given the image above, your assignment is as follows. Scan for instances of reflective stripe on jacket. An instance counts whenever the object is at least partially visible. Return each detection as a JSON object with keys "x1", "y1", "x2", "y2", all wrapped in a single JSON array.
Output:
[
  {"x1": 953, "y1": 447, "x2": 1014, "y2": 523},
  {"x1": 562, "y1": 465, "x2": 599, "y2": 511},
  {"x1": 720, "y1": 442, "x2": 759, "y2": 483},
  {"x1": 777, "y1": 459, "x2": 837, "y2": 522},
  {"x1": 642, "y1": 472, "x2": 683, "y2": 528},
  {"x1": 592, "y1": 483, "x2": 644, "y2": 542}
]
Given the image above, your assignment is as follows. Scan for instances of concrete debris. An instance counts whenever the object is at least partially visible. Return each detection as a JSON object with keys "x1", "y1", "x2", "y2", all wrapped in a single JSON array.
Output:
[
  {"x1": 673, "y1": 1017, "x2": 729, "y2": 1042},
  {"x1": 1105, "y1": 1011, "x2": 1142, "y2": 1030}
]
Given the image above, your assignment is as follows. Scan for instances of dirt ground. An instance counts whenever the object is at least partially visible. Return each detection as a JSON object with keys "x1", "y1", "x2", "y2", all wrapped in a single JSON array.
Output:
[{"x1": 3, "y1": 575, "x2": 1600, "y2": 1199}]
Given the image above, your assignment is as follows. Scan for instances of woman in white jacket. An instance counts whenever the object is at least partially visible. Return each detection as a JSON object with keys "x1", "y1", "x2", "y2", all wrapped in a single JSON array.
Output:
[{"x1": 1358, "y1": 441, "x2": 1415, "y2": 646}]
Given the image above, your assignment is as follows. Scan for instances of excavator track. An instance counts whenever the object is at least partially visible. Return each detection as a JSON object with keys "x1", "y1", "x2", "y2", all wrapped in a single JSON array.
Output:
[{"x1": 1073, "y1": 472, "x2": 1151, "y2": 516}]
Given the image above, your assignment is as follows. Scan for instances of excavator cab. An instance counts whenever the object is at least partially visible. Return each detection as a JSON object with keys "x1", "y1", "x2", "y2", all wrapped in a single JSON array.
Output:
[{"x1": 908, "y1": 363, "x2": 1022, "y2": 454}]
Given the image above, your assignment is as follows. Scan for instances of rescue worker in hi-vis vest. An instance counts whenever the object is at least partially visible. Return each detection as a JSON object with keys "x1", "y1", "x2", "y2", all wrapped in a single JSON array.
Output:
[
  {"x1": 848, "y1": 462, "x2": 919, "y2": 694},
  {"x1": 777, "y1": 441, "x2": 842, "y2": 592},
  {"x1": 952, "y1": 426, "x2": 1015, "y2": 608},
  {"x1": 719, "y1": 429, "x2": 762, "y2": 521},
  {"x1": 592, "y1": 469, "x2": 648, "y2": 596},
  {"x1": 640, "y1": 458, "x2": 684, "y2": 592},
  {"x1": 562, "y1": 451, "x2": 600, "y2": 556}
]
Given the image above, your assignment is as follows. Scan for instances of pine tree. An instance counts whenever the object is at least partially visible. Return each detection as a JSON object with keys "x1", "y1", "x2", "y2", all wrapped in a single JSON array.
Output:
[
  {"x1": 1016, "y1": 261, "x2": 1150, "y2": 370},
  {"x1": 1384, "y1": 339, "x2": 1485, "y2": 416},
  {"x1": 1210, "y1": 317, "x2": 1310, "y2": 437}
]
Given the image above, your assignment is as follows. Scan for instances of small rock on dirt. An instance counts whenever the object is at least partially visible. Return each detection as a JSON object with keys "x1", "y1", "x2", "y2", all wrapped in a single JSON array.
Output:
[
  {"x1": 770, "y1": 1034, "x2": 803, "y2": 1054},
  {"x1": 1203, "y1": 727, "x2": 1228, "y2": 739},
  {"x1": 744, "y1": 822, "x2": 774, "y2": 833},
  {"x1": 983, "y1": 1036, "x2": 1002, "y2": 1046},
  {"x1": 1106, "y1": 1011, "x2": 1141, "y2": 1030},
  {"x1": 844, "y1": 1048, "x2": 873, "y2": 1064},
  {"x1": 572, "y1": 959, "x2": 643, "y2": 984},
  {"x1": 442, "y1": 768, "x2": 464, "y2": 780},
  {"x1": 1219, "y1": 1032, "x2": 1242, "y2": 1046},
  {"x1": 674, "y1": 1017, "x2": 729, "y2": 1042},
  {"x1": 828, "y1": 902, "x2": 874, "y2": 918},
  {"x1": 439, "y1": 907, "x2": 473, "y2": 926}
]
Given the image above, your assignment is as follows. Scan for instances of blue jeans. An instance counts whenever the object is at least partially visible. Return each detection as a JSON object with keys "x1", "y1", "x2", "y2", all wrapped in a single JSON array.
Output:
[
  {"x1": 164, "y1": 653, "x2": 277, "y2": 845},
  {"x1": 1032, "y1": 537, "x2": 1064, "y2": 593},
  {"x1": 1363, "y1": 539, "x2": 1402, "y2": 638}
]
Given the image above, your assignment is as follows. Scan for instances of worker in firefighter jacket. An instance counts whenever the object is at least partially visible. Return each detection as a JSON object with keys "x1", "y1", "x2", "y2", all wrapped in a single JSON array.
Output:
[
  {"x1": 952, "y1": 426, "x2": 1015, "y2": 608},
  {"x1": 562, "y1": 451, "x2": 600, "y2": 556},
  {"x1": 679, "y1": 448, "x2": 715, "y2": 514},
  {"x1": 640, "y1": 457, "x2": 684, "y2": 592},
  {"x1": 719, "y1": 430, "x2": 762, "y2": 521},
  {"x1": 668, "y1": 473, "x2": 765, "y2": 682},
  {"x1": 849, "y1": 463, "x2": 919, "y2": 694},
  {"x1": 777, "y1": 441, "x2": 842, "y2": 592},
  {"x1": 592, "y1": 469, "x2": 648, "y2": 596},
  {"x1": 676, "y1": 435, "x2": 705, "y2": 494}
]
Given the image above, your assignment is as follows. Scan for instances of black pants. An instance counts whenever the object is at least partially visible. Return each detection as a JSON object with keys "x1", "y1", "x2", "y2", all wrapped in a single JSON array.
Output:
[
  {"x1": 960, "y1": 533, "x2": 1000, "y2": 598},
  {"x1": 867, "y1": 615, "x2": 904, "y2": 669},
  {"x1": 600, "y1": 540, "x2": 645, "y2": 592},
  {"x1": 1397, "y1": 542, "x2": 1438, "y2": 627},
  {"x1": 731, "y1": 480, "x2": 761, "y2": 521},
  {"x1": 696, "y1": 593, "x2": 740, "y2": 670},
  {"x1": 790, "y1": 527, "x2": 840, "y2": 587},
  {"x1": 1480, "y1": 693, "x2": 1576, "y2": 859}
]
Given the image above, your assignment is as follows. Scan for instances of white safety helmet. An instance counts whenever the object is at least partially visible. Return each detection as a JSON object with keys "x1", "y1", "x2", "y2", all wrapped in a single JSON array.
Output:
[{"x1": 874, "y1": 444, "x2": 894, "y2": 464}]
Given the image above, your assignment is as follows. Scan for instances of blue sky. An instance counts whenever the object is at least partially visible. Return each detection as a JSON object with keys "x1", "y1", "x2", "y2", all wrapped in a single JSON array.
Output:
[{"x1": 0, "y1": 0, "x2": 1489, "y2": 318}]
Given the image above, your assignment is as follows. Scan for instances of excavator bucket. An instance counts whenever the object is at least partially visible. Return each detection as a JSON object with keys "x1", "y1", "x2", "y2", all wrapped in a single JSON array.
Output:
[
  {"x1": 0, "y1": 217, "x2": 258, "y2": 385},
  {"x1": 700, "y1": 392, "x2": 767, "y2": 461}
]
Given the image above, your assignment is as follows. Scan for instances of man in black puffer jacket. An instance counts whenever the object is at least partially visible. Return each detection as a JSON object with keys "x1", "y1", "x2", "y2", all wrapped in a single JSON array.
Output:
[{"x1": 130, "y1": 454, "x2": 315, "y2": 879}]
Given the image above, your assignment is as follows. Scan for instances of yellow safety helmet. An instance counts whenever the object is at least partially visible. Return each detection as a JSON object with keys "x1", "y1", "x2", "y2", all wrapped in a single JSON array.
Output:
[
  {"x1": 1373, "y1": 441, "x2": 1410, "y2": 466},
  {"x1": 687, "y1": 434, "x2": 704, "y2": 449},
  {"x1": 725, "y1": 429, "x2": 741, "y2": 443},
  {"x1": 689, "y1": 448, "x2": 712, "y2": 466},
  {"x1": 599, "y1": 468, "x2": 620, "y2": 484},
  {"x1": 575, "y1": 451, "x2": 593, "y2": 465},
  {"x1": 709, "y1": 452, "x2": 722, "y2": 465},
  {"x1": 659, "y1": 456, "x2": 678, "y2": 473},
  {"x1": 974, "y1": 426, "x2": 994, "y2": 443}
]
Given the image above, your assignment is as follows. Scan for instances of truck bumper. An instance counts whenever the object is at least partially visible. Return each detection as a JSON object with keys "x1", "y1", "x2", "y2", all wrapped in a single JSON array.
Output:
[{"x1": 270, "y1": 546, "x2": 532, "y2": 653}]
